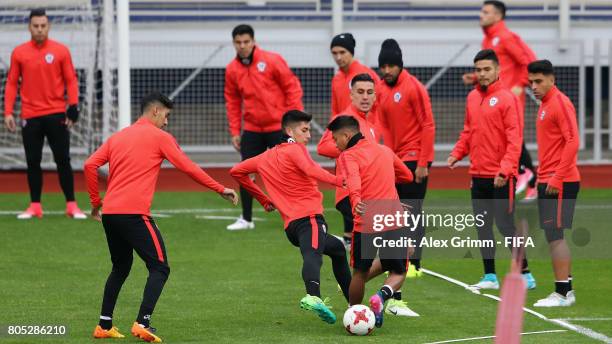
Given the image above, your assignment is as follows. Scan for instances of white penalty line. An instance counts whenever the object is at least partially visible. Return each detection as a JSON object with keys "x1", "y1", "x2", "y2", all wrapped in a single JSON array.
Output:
[
  {"x1": 421, "y1": 268, "x2": 612, "y2": 343},
  {"x1": 423, "y1": 329, "x2": 568, "y2": 344}
]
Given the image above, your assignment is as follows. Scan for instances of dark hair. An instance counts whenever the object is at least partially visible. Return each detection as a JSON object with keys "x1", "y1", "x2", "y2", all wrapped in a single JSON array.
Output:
[
  {"x1": 350, "y1": 73, "x2": 375, "y2": 88},
  {"x1": 327, "y1": 115, "x2": 360, "y2": 133},
  {"x1": 29, "y1": 8, "x2": 46, "y2": 21},
  {"x1": 528, "y1": 59, "x2": 555, "y2": 76},
  {"x1": 141, "y1": 92, "x2": 174, "y2": 114},
  {"x1": 473, "y1": 49, "x2": 499, "y2": 65},
  {"x1": 484, "y1": 0, "x2": 506, "y2": 19},
  {"x1": 282, "y1": 110, "x2": 312, "y2": 129},
  {"x1": 232, "y1": 24, "x2": 254, "y2": 39}
]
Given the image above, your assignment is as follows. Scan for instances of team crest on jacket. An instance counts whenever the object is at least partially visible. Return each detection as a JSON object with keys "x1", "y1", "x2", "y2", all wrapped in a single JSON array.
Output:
[
  {"x1": 489, "y1": 97, "x2": 498, "y2": 107},
  {"x1": 257, "y1": 61, "x2": 266, "y2": 72},
  {"x1": 45, "y1": 53, "x2": 54, "y2": 64},
  {"x1": 492, "y1": 37, "x2": 500, "y2": 46},
  {"x1": 540, "y1": 111, "x2": 546, "y2": 120},
  {"x1": 394, "y1": 92, "x2": 402, "y2": 103}
]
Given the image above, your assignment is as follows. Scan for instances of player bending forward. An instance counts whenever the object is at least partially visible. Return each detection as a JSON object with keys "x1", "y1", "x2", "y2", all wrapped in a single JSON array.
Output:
[
  {"x1": 231, "y1": 110, "x2": 352, "y2": 324},
  {"x1": 329, "y1": 115, "x2": 414, "y2": 328}
]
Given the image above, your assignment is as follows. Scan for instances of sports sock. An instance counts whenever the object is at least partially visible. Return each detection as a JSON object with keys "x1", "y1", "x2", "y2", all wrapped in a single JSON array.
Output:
[
  {"x1": 305, "y1": 280, "x2": 321, "y2": 298},
  {"x1": 393, "y1": 290, "x2": 402, "y2": 301},
  {"x1": 99, "y1": 316, "x2": 112, "y2": 330},
  {"x1": 521, "y1": 258, "x2": 529, "y2": 272},
  {"x1": 483, "y1": 259, "x2": 496, "y2": 275},
  {"x1": 409, "y1": 259, "x2": 420, "y2": 270},
  {"x1": 555, "y1": 280, "x2": 571, "y2": 297},
  {"x1": 379, "y1": 285, "x2": 393, "y2": 302},
  {"x1": 137, "y1": 311, "x2": 152, "y2": 328},
  {"x1": 568, "y1": 275, "x2": 573, "y2": 290}
]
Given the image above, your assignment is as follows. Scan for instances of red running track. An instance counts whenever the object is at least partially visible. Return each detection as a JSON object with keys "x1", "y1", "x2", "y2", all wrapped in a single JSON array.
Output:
[{"x1": 1, "y1": 165, "x2": 611, "y2": 193}]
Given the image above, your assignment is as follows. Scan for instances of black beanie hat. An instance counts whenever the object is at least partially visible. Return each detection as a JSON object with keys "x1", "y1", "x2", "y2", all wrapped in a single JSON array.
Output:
[
  {"x1": 330, "y1": 33, "x2": 356, "y2": 56},
  {"x1": 378, "y1": 39, "x2": 403, "y2": 69}
]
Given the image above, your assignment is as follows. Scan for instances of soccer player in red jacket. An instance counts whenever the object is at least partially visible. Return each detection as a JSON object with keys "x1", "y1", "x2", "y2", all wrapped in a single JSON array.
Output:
[
  {"x1": 528, "y1": 60, "x2": 580, "y2": 307},
  {"x1": 463, "y1": 1, "x2": 538, "y2": 201},
  {"x1": 329, "y1": 115, "x2": 414, "y2": 328},
  {"x1": 318, "y1": 73, "x2": 379, "y2": 248},
  {"x1": 3, "y1": 8, "x2": 86, "y2": 219},
  {"x1": 329, "y1": 33, "x2": 380, "y2": 118},
  {"x1": 449, "y1": 49, "x2": 536, "y2": 291},
  {"x1": 225, "y1": 24, "x2": 303, "y2": 231},
  {"x1": 85, "y1": 92, "x2": 238, "y2": 342},
  {"x1": 376, "y1": 38, "x2": 435, "y2": 279},
  {"x1": 231, "y1": 110, "x2": 351, "y2": 325}
]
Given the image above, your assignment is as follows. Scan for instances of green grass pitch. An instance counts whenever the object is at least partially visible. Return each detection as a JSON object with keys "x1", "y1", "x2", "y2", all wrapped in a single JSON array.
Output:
[{"x1": 1, "y1": 190, "x2": 611, "y2": 343}]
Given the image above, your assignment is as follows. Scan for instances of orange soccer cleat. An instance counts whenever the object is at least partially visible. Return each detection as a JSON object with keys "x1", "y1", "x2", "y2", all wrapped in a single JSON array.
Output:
[
  {"x1": 93, "y1": 325, "x2": 125, "y2": 339},
  {"x1": 131, "y1": 322, "x2": 162, "y2": 343}
]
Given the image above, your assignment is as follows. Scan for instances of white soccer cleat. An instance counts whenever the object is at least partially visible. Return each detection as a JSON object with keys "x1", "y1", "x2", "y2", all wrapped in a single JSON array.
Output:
[
  {"x1": 468, "y1": 274, "x2": 499, "y2": 290},
  {"x1": 385, "y1": 299, "x2": 420, "y2": 317},
  {"x1": 533, "y1": 291, "x2": 575, "y2": 307},
  {"x1": 226, "y1": 216, "x2": 255, "y2": 231}
]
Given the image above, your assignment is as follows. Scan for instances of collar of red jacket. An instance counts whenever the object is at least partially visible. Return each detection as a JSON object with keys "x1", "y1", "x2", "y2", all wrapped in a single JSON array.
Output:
[
  {"x1": 349, "y1": 104, "x2": 369, "y2": 119},
  {"x1": 235, "y1": 45, "x2": 261, "y2": 64},
  {"x1": 343, "y1": 59, "x2": 364, "y2": 75},
  {"x1": 135, "y1": 116, "x2": 156, "y2": 127},
  {"x1": 483, "y1": 20, "x2": 507, "y2": 37},
  {"x1": 29, "y1": 38, "x2": 49, "y2": 49},
  {"x1": 476, "y1": 79, "x2": 504, "y2": 95},
  {"x1": 396, "y1": 69, "x2": 409, "y2": 85},
  {"x1": 346, "y1": 132, "x2": 365, "y2": 150},
  {"x1": 541, "y1": 85, "x2": 560, "y2": 103}
]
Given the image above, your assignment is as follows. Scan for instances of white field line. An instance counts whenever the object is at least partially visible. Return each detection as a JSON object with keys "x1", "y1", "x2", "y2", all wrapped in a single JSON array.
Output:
[
  {"x1": 0, "y1": 208, "x2": 244, "y2": 216},
  {"x1": 423, "y1": 329, "x2": 568, "y2": 344},
  {"x1": 555, "y1": 318, "x2": 612, "y2": 322},
  {"x1": 2, "y1": 203, "x2": 611, "y2": 216},
  {"x1": 421, "y1": 268, "x2": 612, "y2": 343},
  {"x1": 194, "y1": 215, "x2": 266, "y2": 221}
]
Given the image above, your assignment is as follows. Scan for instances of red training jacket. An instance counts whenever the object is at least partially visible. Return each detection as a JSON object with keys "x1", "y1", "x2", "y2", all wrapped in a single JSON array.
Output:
[
  {"x1": 376, "y1": 69, "x2": 435, "y2": 166},
  {"x1": 224, "y1": 46, "x2": 303, "y2": 136},
  {"x1": 536, "y1": 86, "x2": 580, "y2": 190},
  {"x1": 230, "y1": 142, "x2": 343, "y2": 229},
  {"x1": 337, "y1": 137, "x2": 413, "y2": 232},
  {"x1": 84, "y1": 117, "x2": 226, "y2": 215},
  {"x1": 4, "y1": 39, "x2": 78, "y2": 119},
  {"x1": 482, "y1": 20, "x2": 536, "y2": 105},
  {"x1": 451, "y1": 80, "x2": 522, "y2": 178},
  {"x1": 331, "y1": 59, "x2": 380, "y2": 117},
  {"x1": 317, "y1": 104, "x2": 379, "y2": 204}
]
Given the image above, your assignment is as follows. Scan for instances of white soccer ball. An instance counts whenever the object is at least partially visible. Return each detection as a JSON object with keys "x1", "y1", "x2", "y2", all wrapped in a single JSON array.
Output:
[{"x1": 343, "y1": 304, "x2": 375, "y2": 335}]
